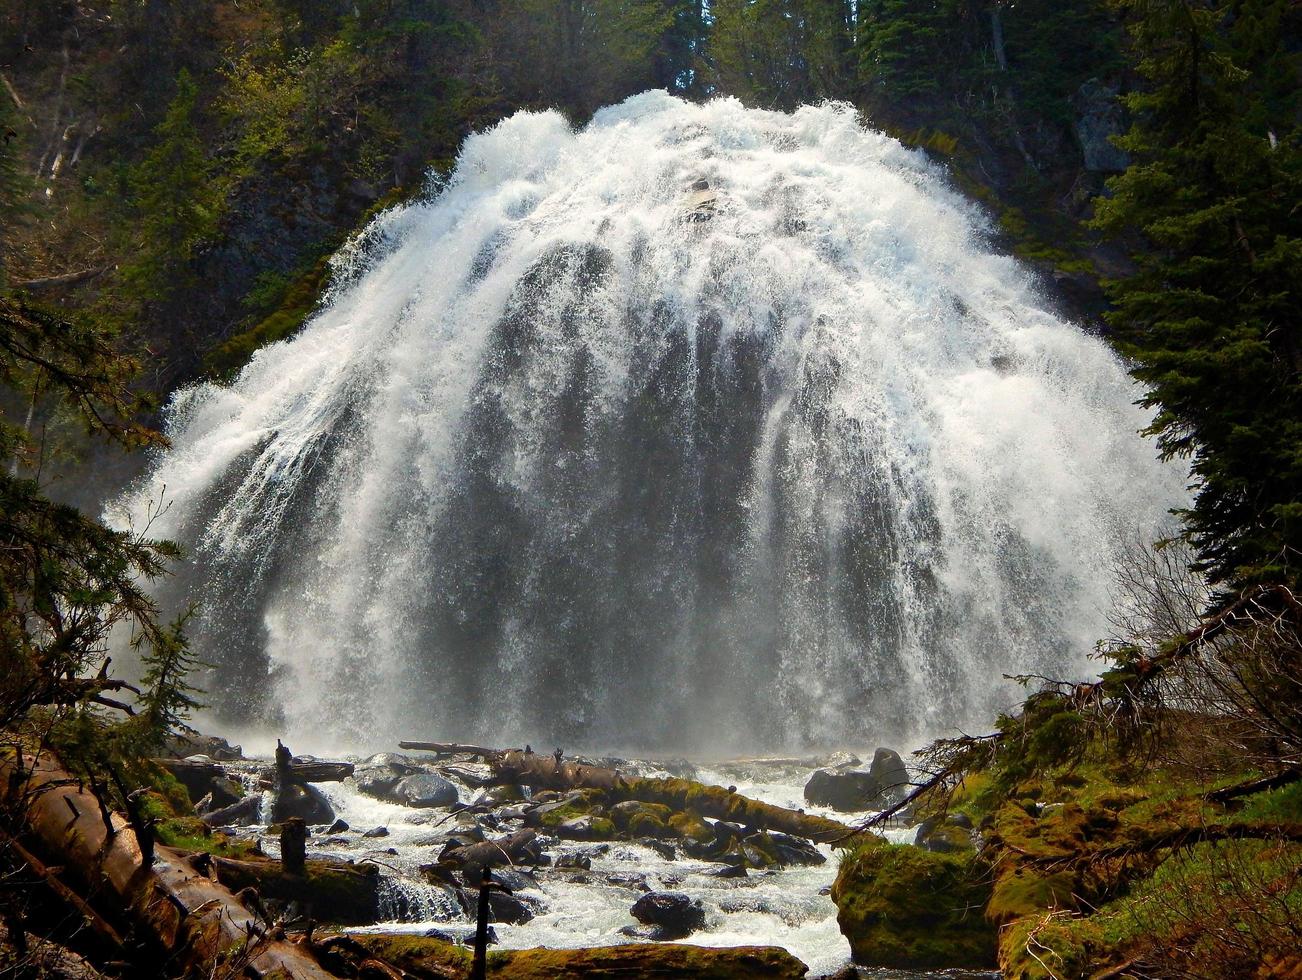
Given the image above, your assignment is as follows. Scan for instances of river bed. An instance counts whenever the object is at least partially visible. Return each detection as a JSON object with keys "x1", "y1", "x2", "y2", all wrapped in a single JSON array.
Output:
[{"x1": 216, "y1": 750, "x2": 996, "y2": 978}]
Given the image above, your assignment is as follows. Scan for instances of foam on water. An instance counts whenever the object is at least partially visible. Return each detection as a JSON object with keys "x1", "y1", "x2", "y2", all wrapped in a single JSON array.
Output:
[
  {"x1": 314, "y1": 760, "x2": 914, "y2": 976},
  {"x1": 112, "y1": 92, "x2": 1187, "y2": 753}
]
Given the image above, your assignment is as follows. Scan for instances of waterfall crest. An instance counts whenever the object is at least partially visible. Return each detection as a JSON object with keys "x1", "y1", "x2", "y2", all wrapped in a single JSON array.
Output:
[{"x1": 114, "y1": 93, "x2": 1187, "y2": 752}]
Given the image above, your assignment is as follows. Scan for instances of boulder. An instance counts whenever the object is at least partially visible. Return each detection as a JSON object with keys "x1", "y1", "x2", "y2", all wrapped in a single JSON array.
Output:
[
  {"x1": 804, "y1": 768, "x2": 876, "y2": 811},
  {"x1": 867, "y1": 748, "x2": 910, "y2": 803},
  {"x1": 352, "y1": 754, "x2": 423, "y2": 800},
  {"x1": 832, "y1": 840, "x2": 996, "y2": 969},
  {"x1": 271, "y1": 783, "x2": 334, "y2": 825},
  {"x1": 487, "y1": 890, "x2": 537, "y2": 925},
  {"x1": 557, "y1": 814, "x2": 616, "y2": 840},
  {"x1": 630, "y1": 892, "x2": 707, "y2": 939},
  {"x1": 804, "y1": 747, "x2": 910, "y2": 812},
  {"x1": 393, "y1": 773, "x2": 460, "y2": 808},
  {"x1": 914, "y1": 814, "x2": 975, "y2": 854}
]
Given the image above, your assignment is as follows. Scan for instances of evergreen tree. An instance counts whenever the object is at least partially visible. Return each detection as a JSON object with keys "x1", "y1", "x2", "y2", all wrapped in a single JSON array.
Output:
[
  {"x1": 121, "y1": 70, "x2": 226, "y2": 304},
  {"x1": 1092, "y1": 0, "x2": 1302, "y2": 589},
  {"x1": 707, "y1": 0, "x2": 854, "y2": 108},
  {"x1": 856, "y1": 0, "x2": 970, "y2": 100}
]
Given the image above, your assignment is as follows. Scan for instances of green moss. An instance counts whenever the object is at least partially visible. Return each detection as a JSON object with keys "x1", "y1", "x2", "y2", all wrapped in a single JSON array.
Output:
[
  {"x1": 206, "y1": 255, "x2": 333, "y2": 376},
  {"x1": 831, "y1": 841, "x2": 997, "y2": 970},
  {"x1": 989, "y1": 869, "x2": 1078, "y2": 924},
  {"x1": 1236, "y1": 779, "x2": 1302, "y2": 823},
  {"x1": 139, "y1": 792, "x2": 254, "y2": 858},
  {"x1": 668, "y1": 809, "x2": 713, "y2": 844},
  {"x1": 213, "y1": 857, "x2": 379, "y2": 925},
  {"x1": 1000, "y1": 913, "x2": 1109, "y2": 980},
  {"x1": 348, "y1": 936, "x2": 808, "y2": 978},
  {"x1": 536, "y1": 790, "x2": 605, "y2": 829}
]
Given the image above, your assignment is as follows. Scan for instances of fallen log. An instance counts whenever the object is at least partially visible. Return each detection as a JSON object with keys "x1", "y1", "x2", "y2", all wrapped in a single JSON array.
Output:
[
  {"x1": 212, "y1": 856, "x2": 380, "y2": 925},
  {"x1": 430, "y1": 829, "x2": 542, "y2": 879},
  {"x1": 398, "y1": 741, "x2": 505, "y2": 759},
  {"x1": 284, "y1": 759, "x2": 355, "y2": 783},
  {"x1": 200, "y1": 794, "x2": 262, "y2": 827},
  {"x1": 491, "y1": 750, "x2": 854, "y2": 845},
  {"x1": 2, "y1": 750, "x2": 338, "y2": 979}
]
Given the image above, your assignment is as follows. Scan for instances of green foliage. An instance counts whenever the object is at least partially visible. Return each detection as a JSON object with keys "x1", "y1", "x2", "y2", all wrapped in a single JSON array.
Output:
[
  {"x1": 1092, "y1": 0, "x2": 1302, "y2": 589},
  {"x1": 120, "y1": 70, "x2": 228, "y2": 304},
  {"x1": 707, "y1": 0, "x2": 853, "y2": 108},
  {"x1": 495, "y1": 0, "x2": 677, "y2": 114},
  {"x1": 857, "y1": 0, "x2": 975, "y2": 99}
]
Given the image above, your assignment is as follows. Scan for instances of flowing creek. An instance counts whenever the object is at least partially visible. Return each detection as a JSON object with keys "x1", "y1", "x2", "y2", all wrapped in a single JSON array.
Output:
[{"x1": 215, "y1": 750, "x2": 994, "y2": 978}]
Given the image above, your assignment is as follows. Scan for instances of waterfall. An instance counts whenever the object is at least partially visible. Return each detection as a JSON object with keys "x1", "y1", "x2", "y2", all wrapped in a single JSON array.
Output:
[{"x1": 112, "y1": 93, "x2": 1187, "y2": 754}]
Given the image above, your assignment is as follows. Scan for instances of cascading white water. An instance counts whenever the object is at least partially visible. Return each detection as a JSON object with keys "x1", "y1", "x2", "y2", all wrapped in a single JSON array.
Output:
[{"x1": 113, "y1": 92, "x2": 1187, "y2": 754}]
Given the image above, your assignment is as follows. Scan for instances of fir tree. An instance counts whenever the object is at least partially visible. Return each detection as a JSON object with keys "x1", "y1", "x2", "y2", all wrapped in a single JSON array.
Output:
[
  {"x1": 121, "y1": 70, "x2": 226, "y2": 305},
  {"x1": 1092, "y1": 0, "x2": 1302, "y2": 589}
]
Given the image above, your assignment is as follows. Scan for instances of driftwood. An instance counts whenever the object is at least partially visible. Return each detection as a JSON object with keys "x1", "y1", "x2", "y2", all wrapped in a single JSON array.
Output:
[
  {"x1": 433, "y1": 829, "x2": 541, "y2": 877},
  {"x1": 200, "y1": 794, "x2": 261, "y2": 827},
  {"x1": 2, "y1": 751, "x2": 337, "y2": 979},
  {"x1": 398, "y1": 741, "x2": 503, "y2": 759},
  {"x1": 281, "y1": 759, "x2": 355, "y2": 783},
  {"x1": 490, "y1": 750, "x2": 853, "y2": 844}
]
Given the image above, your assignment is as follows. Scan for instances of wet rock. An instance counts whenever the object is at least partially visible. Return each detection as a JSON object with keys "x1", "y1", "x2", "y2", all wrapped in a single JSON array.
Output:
[
  {"x1": 667, "y1": 810, "x2": 712, "y2": 844},
  {"x1": 554, "y1": 853, "x2": 592, "y2": 871},
  {"x1": 770, "y1": 832, "x2": 826, "y2": 867},
  {"x1": 487, "y1": 890, "x2": 536, "y2": 925},
  {"x1": 362, "y1": 826, "x2": 390, "y2": 839},
  {"x1": 868, "y1": 749, "x2": 910, "y2": 802},
  {"x1": 610, "y1": 800, "x2": 675, "y2": 839},
  {"x1": 639, "y1": 838, "x2": 676, "y2": 860},
  {"x1": 393, "y1": 773, "x2": 460, "y2": 808},
  {"x1": 630, "y1": 892, "x2": 707, "y2": 939},
  {"x1": 271, "y1": 783, "x2": 334, "y2": 825},
  {"x1": 352, "y1": 754, "x2": 423, "y2": 800},
  {"x1": 486, "y1": 868, "x2": 540, "y2": 893},
  {"x1": 820, "y1": 966, "x2": 859, "y2": 980},
  {"x1": 606, "y1": 871, "x2": 650, "y2": 891},
  {"x1": 523, "y1": 792, "x2": 590, "y2": 828},
  {"x1": 804, "y1": 747, "x2": 910, "y2": 812},
  {"x1": 708, "y1": 863, "x2": 748, "y2": 878},
  {"x1": 326, "y1": 818, "x2": 350, "y2": 834},
  {"x1": 553, "y1": 815, "x2": 612, "y2": 840},
  {"x1": 473, "y1": 784, "x2": 528, "y2": 805}
]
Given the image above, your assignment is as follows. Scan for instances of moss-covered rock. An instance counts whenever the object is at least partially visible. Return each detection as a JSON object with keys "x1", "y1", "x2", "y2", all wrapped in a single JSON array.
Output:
[
  {"x1": 668, "y1": 808, "x2": 714, "y2": 844},
  {"x1": 831, "y1": 840, "x2": 997, "y2": 970},
  {"x1": 611, "y1": 800, "x2": 675, "y2": 838},
  {"x1": 348, "y1": 935, "x2": 808, "y2": 978}
]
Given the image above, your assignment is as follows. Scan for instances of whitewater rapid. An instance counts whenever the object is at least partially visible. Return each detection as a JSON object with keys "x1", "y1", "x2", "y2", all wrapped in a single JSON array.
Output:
[{"x1": 113, "y1": 92, "x2": 1187, "y2": 753}]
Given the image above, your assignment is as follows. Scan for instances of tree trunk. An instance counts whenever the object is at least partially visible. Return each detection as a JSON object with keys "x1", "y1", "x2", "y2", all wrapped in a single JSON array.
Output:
[{"x1": 2, "y1": 751, "x2": 337, "y2": 978}]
